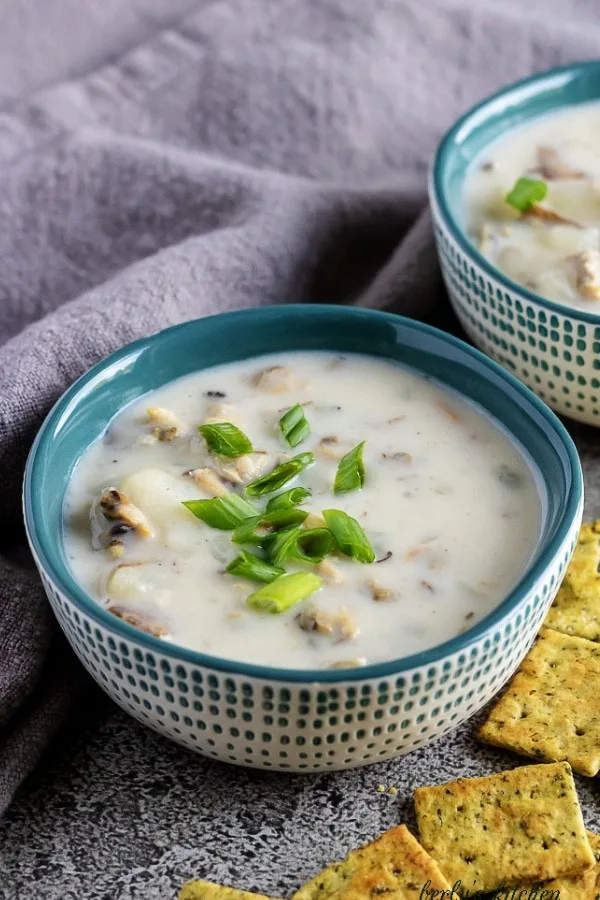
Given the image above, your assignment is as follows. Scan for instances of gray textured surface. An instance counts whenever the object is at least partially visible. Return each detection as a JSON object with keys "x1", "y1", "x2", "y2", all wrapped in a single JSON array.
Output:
[{"x1": 2, "y1": 0, "x2": 600, "y2": 896}]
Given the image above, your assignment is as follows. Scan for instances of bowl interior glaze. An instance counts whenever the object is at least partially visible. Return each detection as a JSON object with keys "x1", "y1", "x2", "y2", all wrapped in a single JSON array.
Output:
[{"x1": 24, "y1": 305, "x2": 582, "y2": 681}]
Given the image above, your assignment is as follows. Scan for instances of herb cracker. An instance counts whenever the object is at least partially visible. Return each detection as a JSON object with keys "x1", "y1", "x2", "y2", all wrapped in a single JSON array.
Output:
[
  {"x1": 537, "y1": 832, "x2": 600, "y2": 900},
  {"x1": 178, "y1": 883, "x2": 283, "y2": 900},
  {"x1": 545, "y1": 521, "x2": 600, "y2": 641},
  {"x1": 413, "y1": 761, "x2": 594, "y2": 893},
  {"x1": 291, "y1": 824, "x2": 453, "y2": 900},
  {"x1": 479, "y1": 627, "x2": 600, "y2": 776}
]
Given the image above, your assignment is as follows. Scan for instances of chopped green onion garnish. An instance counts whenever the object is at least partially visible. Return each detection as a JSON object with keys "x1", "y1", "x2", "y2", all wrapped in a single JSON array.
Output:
[
  {"x1": 226, "y1": 550, "x2": 284, "y2": 583},
  {"x1": 322, "y1": 508, "x2": 375, "y2": 563},
  {"x1": 334, "y1": 441, "x2": 366, "y2": 494},
  {"x1": 197, "y1": 422, "x2": 253, "y2": 458},
  {"x1": 265, "y1": 524, "x2": 334, "y2": 565},
  {"x1": 246, "y1": 572, "x2": 322, "y2": 614},
  {"x1": 266, "y1": 487, "x2": 312, "y2": 511},
  {"x1": 231, "y1": 508, "x2": 307, "y2": 545},
  {"x1": 182, "y1": 493, "x2": 257, "y2": 530},
  {"x1": 245, "y1": 452, "x2": 315, "y2": 497},
  {"x1": 265, "y1": 525, "x2": 304, "y2": 566},
  {"x1": 287, "y1": 528, "x2": 334, "y2": 564},
  {"x1": 505, "y1": 177, "x2": 547, "y2": 213},
  {"x1": 279, "y1": 403, "x2": 311, "y2": 448}
]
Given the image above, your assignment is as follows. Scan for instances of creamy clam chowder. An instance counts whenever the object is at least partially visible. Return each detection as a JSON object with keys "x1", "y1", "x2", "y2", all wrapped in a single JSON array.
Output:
[
  {"x1": 465, "y1": 102, "x2": 600, "y2": 310},
  {"x1": 64, "y1": 351, "x2": 541, "y2": 670}
]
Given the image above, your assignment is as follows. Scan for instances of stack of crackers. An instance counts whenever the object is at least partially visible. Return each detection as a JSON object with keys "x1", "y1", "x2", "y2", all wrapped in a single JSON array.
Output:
[
  {"x1": 179, "y1": 522, "x2": 600, "y2": 900},
  {"x1": 179, "y1": 761, "x2": 600, "y2": 900}
]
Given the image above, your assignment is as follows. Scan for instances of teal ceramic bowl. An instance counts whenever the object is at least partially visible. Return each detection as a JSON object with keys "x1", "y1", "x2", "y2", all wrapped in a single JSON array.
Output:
[
  {"x1": 24, "y1": 305, "x2": 583, "y2": 771},
  {"x1": 431, "y1": 61, "x2": 600, "y2": 426}
]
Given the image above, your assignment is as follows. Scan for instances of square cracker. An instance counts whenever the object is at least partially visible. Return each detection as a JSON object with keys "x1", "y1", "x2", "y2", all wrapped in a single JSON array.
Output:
[
  {"x1": 413, "y1": 761, "x2": 594, "y2": 893},
  {"x1": 292, "y1": 824, "x2": 453, "y2": 900},
  {"x1": 479, "y1": 627, "x2": 600, "y2": 777},
  {"x1": 539, "y1": 832, "x2": 600, "y2": 900},
  {"x1": 179, "y1": 883, "x2": 282, "y2": 900},
  {"x1": 545, "y1": 521, "x2": 600, "y2": 641}
]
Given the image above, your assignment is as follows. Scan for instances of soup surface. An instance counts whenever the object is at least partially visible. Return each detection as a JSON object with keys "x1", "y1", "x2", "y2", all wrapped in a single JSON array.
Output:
[
  {"x1": 465, "y1": 101, "x2": 600, "y2": 310},
  {"x1": 64, "y1": 351, "x2": 541, "y2": 669}
]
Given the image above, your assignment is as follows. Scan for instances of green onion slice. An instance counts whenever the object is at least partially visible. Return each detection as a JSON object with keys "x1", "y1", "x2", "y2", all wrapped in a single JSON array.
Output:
[
  {"x1": 226, "y1": 550, "x2": 284, "y2": 583},
  {"x1": 231, "y1": 508, "x2": 307, "y2": 545},
  {"x1": 505, "y1": 177, "x2": 547, "y2": 213},
  {"x1": 265, "y1": 525, "x2": 304, "y2": 566},
  {"x1": 266, "y1": 486, "x2": 311, "y2": 511},
  {"x1": 246, "y1": 572, "x2": 322, "y2": 614},
  {"x1": 279, "y1": 404, "x2": 311, "y2": 448},
  {"x1": 266, "y1": 524, "x2": 334, "y2": 565},
  {"x1": 245, "y1": 452, "x2": 315, "y2": 497},
  {"x1": 322, "y1": 508, "x2": 375, "y2": 563},
  {"x1": 197, "y1": 422, "x2": 253, "y2": 458},
  {"x1": 182, "y1": 493, "x2": 257, "y2": 530},
  {"x1": 334, "y1": 441, "x2": 366, "y2": 494},
  {"x1": 287, "y1": 528, "x2": 334, "y2": 563}
]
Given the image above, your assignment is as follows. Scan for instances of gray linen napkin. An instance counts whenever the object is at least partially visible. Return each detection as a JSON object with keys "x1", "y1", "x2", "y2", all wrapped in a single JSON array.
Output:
[{"x1": 1, "y1": 0, "x2": 599, "y2": 816}]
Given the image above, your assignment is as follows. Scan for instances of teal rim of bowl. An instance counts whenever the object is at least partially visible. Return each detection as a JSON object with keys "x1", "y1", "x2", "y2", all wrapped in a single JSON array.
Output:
[
  {"x1": 432, "y1": 59, "x2": 600, "y2": 325},
  {"x1": 23, "y1": 305, "x2": 583, "y2": 684}
]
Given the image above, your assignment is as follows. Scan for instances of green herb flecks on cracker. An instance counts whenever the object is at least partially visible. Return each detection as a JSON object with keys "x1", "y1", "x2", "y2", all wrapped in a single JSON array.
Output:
[
  {"x1": 537, "y1": 831, "x2": 600, "y2": 900},
  {"x1": 479, "y1": 627, "x2": 600, "y2": 777},
  {"x1": 292, "y1": 824, "x2": 453, "y2": 900},
  {"x1": 414, "y1": 761, "x2": 594, "y2": 893},
  {"x1": 179, "y1": 883, "x2": 283, "y2": 900}
]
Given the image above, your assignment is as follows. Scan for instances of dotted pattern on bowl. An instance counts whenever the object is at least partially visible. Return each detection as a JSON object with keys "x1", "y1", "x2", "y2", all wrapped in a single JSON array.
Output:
[
  {"x1": 432, "y1": 208, "x2": 600, "y2": 427},
  {"x1": 32, "y1": 526, "x2": 579, "y2": 772}
]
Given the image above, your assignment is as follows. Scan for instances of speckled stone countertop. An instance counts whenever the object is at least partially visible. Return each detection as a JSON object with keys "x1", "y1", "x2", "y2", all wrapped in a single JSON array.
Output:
[{"x1": 1, "y1": 420, "x2": 598, "y2": 900}]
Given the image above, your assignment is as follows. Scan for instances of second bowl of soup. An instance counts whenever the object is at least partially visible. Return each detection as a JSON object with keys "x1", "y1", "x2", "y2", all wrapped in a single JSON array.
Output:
[{"x1": 431, "y1": 61, "x2": 600, "y2": 426}]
